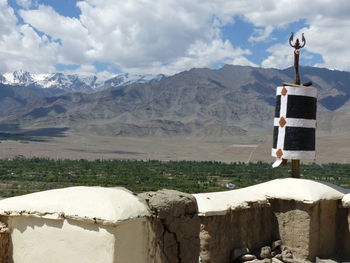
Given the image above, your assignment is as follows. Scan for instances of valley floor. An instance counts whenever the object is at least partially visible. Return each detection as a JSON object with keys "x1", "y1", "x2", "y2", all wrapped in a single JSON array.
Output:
[{"x1": 0, "y1": 131, "x2": 349, "y2": 163}]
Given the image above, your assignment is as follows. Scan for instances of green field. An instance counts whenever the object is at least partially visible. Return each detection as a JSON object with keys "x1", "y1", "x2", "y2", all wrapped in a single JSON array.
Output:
[{"x1": 0, "y1": 158, "x2": 349, "y2": 198}]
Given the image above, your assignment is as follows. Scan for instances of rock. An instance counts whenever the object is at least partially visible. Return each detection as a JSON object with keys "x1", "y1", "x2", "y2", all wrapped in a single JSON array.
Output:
[
  {"x1": 0, "y1": 222, "x2": 9, "y2": 234},
  {"x1": 260, "y1": 246, "x2": 272, "y2": 259},
  {"x1": 244, "y1": 260, "x2": 261, "y2": 263},
  {"x1": 245, "y1": 260, "x2": 270, "y2": 263},
  {"x1": 240, "y1": 254, "x2": 257, "y2": 261},
  {"x1": 281, "y1": 249, "x2": 293, "y2": 263},
  {"x1": 282, "y1": 258, "x2": 294, "y2": 263},
  {"x1": 272, "y1": 258, "x2": 284, "y2": 263},
  {"x1": 315, "y1": 258, "x2": 339, "y2": 263},
  {"x1": 274, "y1": 254, "x2": 283, "y2": 261},
  {"x1": 232, "y1": 248, "x2": 250, "y2": 261},
  {"x1": 293, "y1": 259, "x2": 313, "y2": 263},
  {"x1": 271, "y1": 240, "x2": 282, "y2": 251},
  {"x1": 281, "y1": 245, "x2": 288, "y2": 252}
]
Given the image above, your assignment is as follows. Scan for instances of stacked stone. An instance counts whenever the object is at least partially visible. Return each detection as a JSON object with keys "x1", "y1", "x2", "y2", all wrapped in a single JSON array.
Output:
[{"x1": 230, "y1": 240, "x2": 309, "y2": 263}]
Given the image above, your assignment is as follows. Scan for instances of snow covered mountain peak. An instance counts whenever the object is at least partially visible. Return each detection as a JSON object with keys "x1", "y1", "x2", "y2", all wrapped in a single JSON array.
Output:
[
  {"x1": 4, "y1": 70, "x2": 34, "y2": 85},
  {"x1": 0, "y1": 71, "x2": 166, "y2": 93}
]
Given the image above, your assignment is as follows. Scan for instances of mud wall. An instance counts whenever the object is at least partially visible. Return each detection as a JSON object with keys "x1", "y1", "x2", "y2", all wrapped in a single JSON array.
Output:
[
  {"x1": 1, "y1": 185, "x2": 350, "y2": 263},
  {"x1": 347, "y1": 209, "x2": 350, "y2": 258},
  {"x1": 1, "y1": 189, "x2": 200, "y2": 263},
  {"x1": 0, "y1": 219, "x2": 9, "y2": 263},
  {"x1": 198, "y1": 205, "x2": 277, "y2": 263},
  {"x1": 5, "y1": 216, "x2": 152, "y2": 263},
  {"x1": 270, "y1": 199, "x2": 339, "y2": 261},
  {"x1": 139, "y1": 190, "x2": 200, "y2": 263},
  {"x1": 197, "y1": 198, "x2": 349, "y2": 263},
  {"x1": 338, "y1": 207, "x2": 350, "y2": 259}
]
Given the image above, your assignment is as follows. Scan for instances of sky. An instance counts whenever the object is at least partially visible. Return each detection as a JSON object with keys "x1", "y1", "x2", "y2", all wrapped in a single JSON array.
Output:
[{"x1": 1, "y1": 0, "x2": 350, "y2": 77}]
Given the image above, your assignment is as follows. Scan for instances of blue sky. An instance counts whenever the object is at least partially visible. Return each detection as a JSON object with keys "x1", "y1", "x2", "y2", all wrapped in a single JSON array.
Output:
[
  {"x1": 9, "y1": 0, "x2": 81, "y2": 17},
  {"x1": 1, "y1": 0, "x2": 349, "y2": 76},
  {"x1": 221, "y1": 18, "x2": 323, "y2": 67}
]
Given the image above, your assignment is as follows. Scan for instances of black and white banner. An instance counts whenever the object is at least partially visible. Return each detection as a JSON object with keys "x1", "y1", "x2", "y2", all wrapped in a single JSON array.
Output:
[{"x1": 272, "y1": 85, "x2": 317, "y2": 167}]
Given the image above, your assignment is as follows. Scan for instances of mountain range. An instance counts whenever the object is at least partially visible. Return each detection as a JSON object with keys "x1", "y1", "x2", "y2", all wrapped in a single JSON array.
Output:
[
  {"x1": 1, "y1": 65, "x2": 350, "y2": 137},
  {"x1": 0, "y1": 70, "x2": 165, "y2": 93}
]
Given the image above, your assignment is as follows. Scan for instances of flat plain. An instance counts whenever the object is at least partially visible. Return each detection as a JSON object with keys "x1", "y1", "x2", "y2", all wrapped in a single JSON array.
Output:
[{"x1": 0, "y1": 130, "x2": 348, "y2": 163}]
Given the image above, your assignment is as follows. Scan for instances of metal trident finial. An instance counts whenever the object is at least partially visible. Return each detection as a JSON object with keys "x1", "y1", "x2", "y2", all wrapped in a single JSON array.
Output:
[
  {"x1": 289, "y1": 32, "x2": 306, "y2": 85},
  {"x1": 289, "y1": 32, "x2": 306, "y2": 49}
]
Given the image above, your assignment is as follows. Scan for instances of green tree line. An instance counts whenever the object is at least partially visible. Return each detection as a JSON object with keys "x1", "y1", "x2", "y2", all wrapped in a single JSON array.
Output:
[{"x1": 0, "y1": 157, "x2": 348, "y2": 197}]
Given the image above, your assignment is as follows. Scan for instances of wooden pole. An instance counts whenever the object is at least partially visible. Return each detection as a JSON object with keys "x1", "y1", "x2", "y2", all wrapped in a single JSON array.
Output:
[
  {"x1": 289, "y1": 32, "x2": 305, "y2": 179},
  {"x1": 291, "y1": 160, "x2": 300, "y2": 178},
  {"x1": 292, "y1": 48, "x2": 301, "y2": 178}
]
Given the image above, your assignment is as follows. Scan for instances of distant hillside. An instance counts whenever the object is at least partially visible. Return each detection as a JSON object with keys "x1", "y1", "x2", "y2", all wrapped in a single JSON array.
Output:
[
  {"x1": 1, "y1": 65, "x2": 350, "y2": 136},
  {"x1": 0, "y1": 83, "x2": 63, "y2": 118}
]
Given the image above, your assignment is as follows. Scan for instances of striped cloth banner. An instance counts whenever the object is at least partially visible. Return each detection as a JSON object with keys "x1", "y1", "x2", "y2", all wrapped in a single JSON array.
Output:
[{"x1": 272, "y1": 84, "x2": 317, "y2": 167}]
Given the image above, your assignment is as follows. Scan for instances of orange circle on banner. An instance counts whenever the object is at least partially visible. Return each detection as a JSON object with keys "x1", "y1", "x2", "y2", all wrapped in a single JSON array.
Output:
[
  {"x1": 279, "y1": 117, "x2": 286, "y2": 128},
  {"x1": 281, "y1": 87, "x2": 288, "y2": 96},
  {"x1": 276, "y1": 149, "x2": 283, "y2": 158}
]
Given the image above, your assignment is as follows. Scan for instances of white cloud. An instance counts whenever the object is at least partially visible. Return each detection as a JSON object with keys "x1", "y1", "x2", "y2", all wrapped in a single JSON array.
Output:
[
  {"x1": 249, "y1": 25, "x2": 275, "y2": 42},
  {"x1": 233, "y1": 0, "x2": 350, "y2": 71},
  {"x1": 261, "y1": 43, "x2": 293, "y2": 69},
  {"x1": 15, "y1": 0, "x2": 256, "y2": 74},
  {"x1": 1, "y1": 0, "x2": 350, "y2": 74},
  {"x1": 232, "y1": 57, "x2": 258, "y2": 67},
  {"x1": 0, "y1": 1, "x2": 58, "y2": 73},
  {"x1": 0, "y1": 1, "x2": 18, "y2": 36},
  {"x1": 20, "y1": 5, "x2": 90, "y2": 65},
  {"x1": 261, "y1": 15, "x2": 350, "y2": 71},
  {"x1": 301, "y1": 17, "x2": 350, "y2": 71},
  {"x1": 16, "y1": 0, "x2": 36, "y2": 9},
  {"x1": 76, "y1": 0, "x2": 237, "y2": 70},
  {"x1": 131, "y1": 39, "x2": 254, "y2": 75}
]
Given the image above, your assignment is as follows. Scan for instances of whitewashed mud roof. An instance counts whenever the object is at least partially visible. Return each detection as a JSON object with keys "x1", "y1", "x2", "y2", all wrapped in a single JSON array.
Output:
[
  {"x1": 0, "y1": 186, "x2": 150, "y2": 225},
  {"x1": 342, "y1": 193, "x2": 350, "y2": 208},
  {"x1": 194, "y1": 188, "x2": 268, "y2": 216},
  {"x1": 247, "y1": 178, "x2": 348, "y2": 202},
  {"x1": 195, "y1": 178, "x2": 349, "y2": 216}
]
